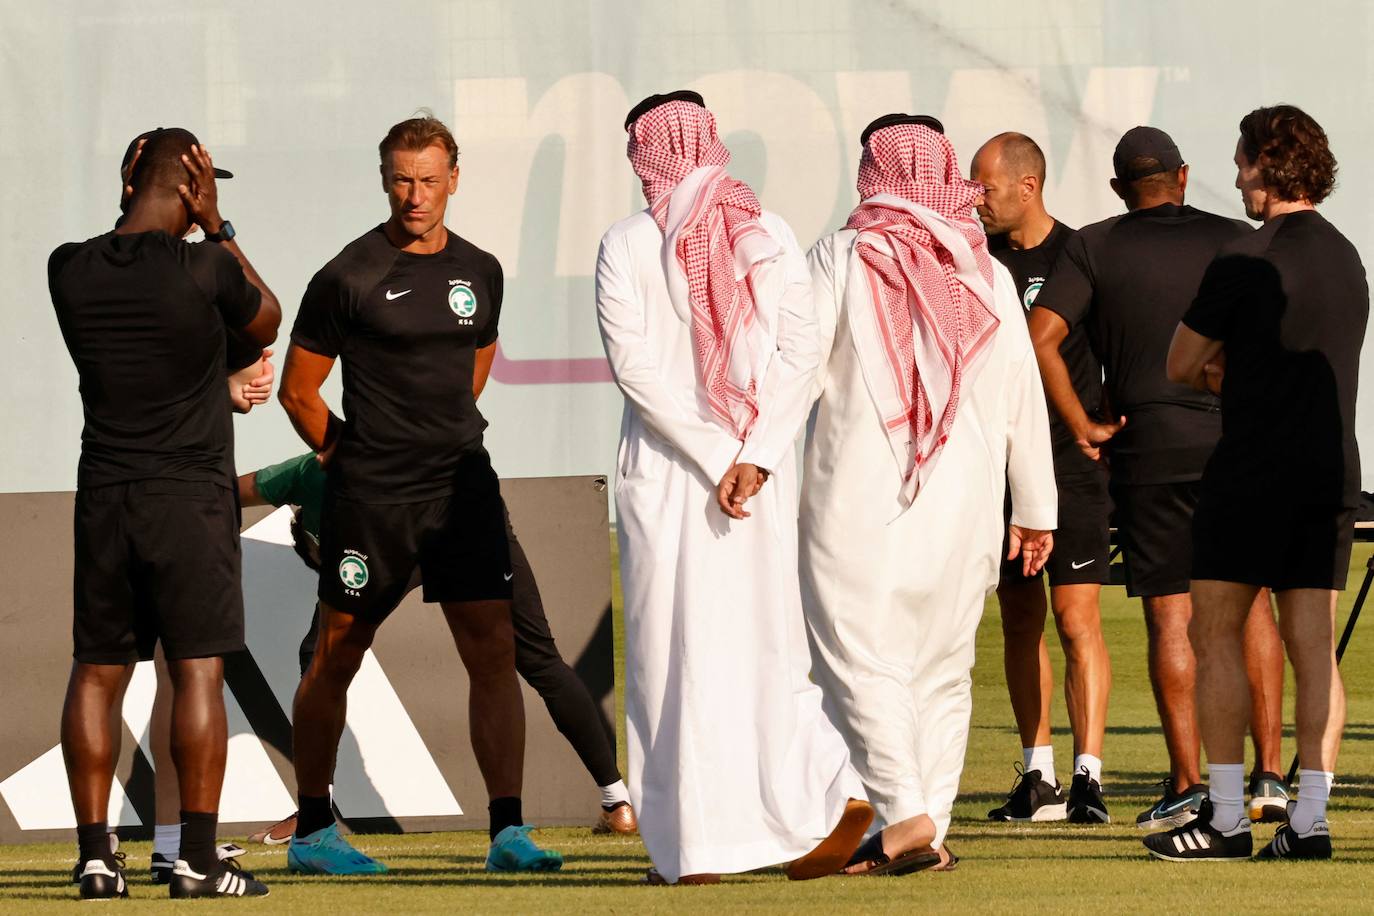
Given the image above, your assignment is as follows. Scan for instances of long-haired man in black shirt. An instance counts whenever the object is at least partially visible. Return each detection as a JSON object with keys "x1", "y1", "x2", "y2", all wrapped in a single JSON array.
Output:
[
  {"x1": 51, "y1": 130, "x2": 281, "y2": 899},
  {"x1": 1029, "y1": 127, "x2": 1288, "y2": 832},
  {"x1": 1148, "y1": 105, "x2": 1367, "y2": 862},
  {"x1": 279, "y1": 114, "x2": 561, "y2": 874}
]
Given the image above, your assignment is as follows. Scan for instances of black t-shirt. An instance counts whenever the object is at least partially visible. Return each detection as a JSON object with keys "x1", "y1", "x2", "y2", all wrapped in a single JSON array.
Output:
[
  {"x1": 990, "y1": 220, "x2": 1101, "y2": 478},
  {"x1": 291, "y1": 226, "x2": 503, "y2": 504},
  {"x1": 49, "y1": 230, "x2": 262, "y2": 490},
  {"x1": 1033, "y1": 203, "x2": 1250, "y2": 484},
  {"x1": 1184, "y1": 210, "x2": 1368, "y2": 508}
]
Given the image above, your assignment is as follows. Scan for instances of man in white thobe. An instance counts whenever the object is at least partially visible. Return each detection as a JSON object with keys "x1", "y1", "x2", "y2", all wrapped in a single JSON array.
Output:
[
  {"x1": 801, "y1": 115, "x2": 1058, "y2": 873},
  {"x1": 595, "y1": 91, "x2": 872, "y2": 885}
]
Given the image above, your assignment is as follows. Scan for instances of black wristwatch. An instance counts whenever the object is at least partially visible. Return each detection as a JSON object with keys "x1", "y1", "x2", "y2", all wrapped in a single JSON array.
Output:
[{"x1": 205, "y1": 220, "x2": 236, "y2": 243}]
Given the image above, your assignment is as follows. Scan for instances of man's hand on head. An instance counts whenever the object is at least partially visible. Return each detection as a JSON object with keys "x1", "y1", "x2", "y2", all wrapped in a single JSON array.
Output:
[{"x1": 177, "y1": 144, "x2": 224, "y2": 233}]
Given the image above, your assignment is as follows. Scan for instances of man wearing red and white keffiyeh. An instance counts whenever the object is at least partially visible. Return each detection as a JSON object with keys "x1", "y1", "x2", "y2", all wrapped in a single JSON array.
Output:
[
  {"x1": 597, "y1": 93, "x2": 871, "y2": 885},
  {"x1": 799, "y1": 116, "x2": 1058, "y2": 874}
]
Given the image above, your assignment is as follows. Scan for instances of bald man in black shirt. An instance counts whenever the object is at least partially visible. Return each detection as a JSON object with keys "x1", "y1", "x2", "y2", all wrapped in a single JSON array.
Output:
[{"x1": 1030, "y1": 127, "x2": 1288, "y2": 832}]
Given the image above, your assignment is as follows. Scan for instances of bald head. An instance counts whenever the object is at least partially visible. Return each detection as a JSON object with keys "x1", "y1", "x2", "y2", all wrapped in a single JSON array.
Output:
[{"x1": 970, "y1": 132, "x2": 1050, "y2": 237}]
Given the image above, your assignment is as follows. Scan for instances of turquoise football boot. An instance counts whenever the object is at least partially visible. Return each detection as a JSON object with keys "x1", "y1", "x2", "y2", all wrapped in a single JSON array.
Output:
[
  {"x1": 287, "y1": 823, "x2": 388, "y2": 875},
  {"x1": 485, "y1": 825, "x2": 563, "y2": 872}
]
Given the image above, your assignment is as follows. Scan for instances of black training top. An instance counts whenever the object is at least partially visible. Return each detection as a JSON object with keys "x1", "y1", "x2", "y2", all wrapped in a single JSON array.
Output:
[
  {"x1": 1184, "y1": 210, "x2": 1368, "y2": 509},
  {"x1": 990, "y1": 220, "x2": 1101, "y2": 478},
  {"x1": 291, "y1": 225, "x2": 503, "y2": 504},
  {"x1": 1032, "y1": 203, "x2": 1250, "y2": 485},
  {"x1": 49, "y1": 230, "x2": 262, "y2": 490}
]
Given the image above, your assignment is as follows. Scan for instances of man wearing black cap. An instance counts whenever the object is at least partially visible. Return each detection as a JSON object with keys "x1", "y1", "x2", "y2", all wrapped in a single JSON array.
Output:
[
  {"x1": 1029, "y1": 126, "x2": 1289, "y2": 831},
  {"x1": 50, "y1": 129, "x2": 281, "y2": 898},
  {"x1": 971, "y1": 132, "x2": 1113, "y2": 826}
]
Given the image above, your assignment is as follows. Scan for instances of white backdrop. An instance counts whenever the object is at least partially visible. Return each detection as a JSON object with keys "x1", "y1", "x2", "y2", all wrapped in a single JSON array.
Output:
[{"x1": 5, "y1": 0, "x2": 1374, "y2": 492}]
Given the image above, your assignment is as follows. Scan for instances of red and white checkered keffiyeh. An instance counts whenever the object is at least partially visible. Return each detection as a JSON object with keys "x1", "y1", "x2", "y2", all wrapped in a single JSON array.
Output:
[
  {"x1": 843, "y1": 123, "x2": 999, "y2": 504},
  {"x1": 628, "y1": 101, "x2": 780, "y2": 440}
]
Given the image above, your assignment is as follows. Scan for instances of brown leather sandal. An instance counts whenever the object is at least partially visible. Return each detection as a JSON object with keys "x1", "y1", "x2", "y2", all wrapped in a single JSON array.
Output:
[
  {"x1": 844, "y1": 831, "x2": 941, "y2": 877},
  {"x1": 644, "y1": 868, "x2": 721, "y2": 885},
  {"x1": 787, "y1": 798, "x2": 875, "y2": 880}
]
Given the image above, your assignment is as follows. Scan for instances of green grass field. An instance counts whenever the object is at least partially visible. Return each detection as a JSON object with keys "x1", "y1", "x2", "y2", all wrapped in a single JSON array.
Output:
[{"x1": 6, "y1": 543, "x2": 1374, "y2": 913}]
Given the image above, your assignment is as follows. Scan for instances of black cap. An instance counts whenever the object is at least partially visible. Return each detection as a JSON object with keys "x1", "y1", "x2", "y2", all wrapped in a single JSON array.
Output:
[
  {"x1": 121, "y1": 128, "x2": 233, "y2": 179},
  {"x1": 860, "y1": 113, "x2": 945, "y2": 146},
  {"x1": 1112, "y1": 126, "x2": 1183, "y2": 181},
  {"x1": 624, "y1": 90, "x2": 705, "y2": 130}
]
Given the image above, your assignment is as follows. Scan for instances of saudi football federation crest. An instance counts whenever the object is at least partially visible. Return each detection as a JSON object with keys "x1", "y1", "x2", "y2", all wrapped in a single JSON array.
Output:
[
  {"x1": 339, "y1": 554, "x2": 369, "y2": 590},
  {"x1": 448, "y1": 284, "x2": 477, "y2": 318},
  {"x1": 1023, "y1": 280, "x2": 1044, "y2": 311}
]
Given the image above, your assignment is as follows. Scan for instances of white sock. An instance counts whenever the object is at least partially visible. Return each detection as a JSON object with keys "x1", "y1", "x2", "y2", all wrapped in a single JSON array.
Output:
[
  {"x1": 599, "y1": 779, "x2": 630, "y2": 809},
  {"x1": 1023, "y1": 746, "x2": 1055, "y2": 784},
  {"x1": 153, "y1": 823, "x2": 181, "y2": 859},
  {"x1": 1074, "y1": 753, "x2": 1103, "y2": 785},
  {"x1": 1291, "y1": 769, "x2": 1334, "y2": 835},
  {"x1": 1207, "y1": 763, "x2": 1248, "y2": 834}
]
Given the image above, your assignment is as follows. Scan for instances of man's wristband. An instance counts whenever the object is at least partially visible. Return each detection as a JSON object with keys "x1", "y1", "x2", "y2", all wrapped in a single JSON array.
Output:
[{"x1": 205, "y1": 220, "x2": 236, "y2": 243}]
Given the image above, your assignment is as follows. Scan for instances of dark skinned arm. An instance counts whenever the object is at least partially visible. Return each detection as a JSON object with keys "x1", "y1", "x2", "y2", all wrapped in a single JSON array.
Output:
[
  {"x1": 279, "y1": 345, "x2": 343, "y2": 460},
  {"x1": 1166, "y1": 322, "x2": 1226, "y2": 395},
  {"x1": 1027, "y1": 306, "x2": 1124, "y2": 462}
]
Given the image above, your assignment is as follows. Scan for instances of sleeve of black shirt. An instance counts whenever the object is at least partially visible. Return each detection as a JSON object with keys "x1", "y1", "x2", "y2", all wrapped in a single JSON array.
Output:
[
  {"x1": 1031, "y1": 231, "x2": 1094, "y2": 331},
  {"x1": 1182, "y1": 252, "x2": 1255, "y2": 342},
  {"x1": 290, "y1": 267, "x2": 353, "y2": 358},
  {"x1": 225, "y1": 331, "x2": 263, "y2": 372},
  {"x1": 476, "y1": 254, "x2": 503, "y2": 348},
  {"x1": 185, "y1": 241, "x2": 263, "y2": 330}
]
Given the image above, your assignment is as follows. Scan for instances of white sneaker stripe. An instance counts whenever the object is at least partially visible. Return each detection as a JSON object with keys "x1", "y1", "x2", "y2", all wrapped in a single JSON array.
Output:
[
  {"x1": 1181, "y1": 833, "x2": 1196, "y2": 851},
  {"x1": 1194, "y1": 829, "x2": 1210, "y2": 849},
  {"x1": 1174, "y1": 836, "x2": 1186, "y2": 853}
]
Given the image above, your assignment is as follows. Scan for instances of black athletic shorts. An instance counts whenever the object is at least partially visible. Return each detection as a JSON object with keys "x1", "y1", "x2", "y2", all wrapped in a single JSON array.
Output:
[
  {"x1": 1111, "y1": 480, "x2": 1200, "y2": 598},
  {"x1": 73, "y1": 480, "x2": 245, "y2": 664},
  {"x1": 318, "y1": 448, "x2": 512, "y2": 620},
  {"x1": 1193, "y1": 493, "x2": 1355, "y2": 592},
  {"x1": 1001, "y1": 468, "x2": 1111, "y2": 587}
]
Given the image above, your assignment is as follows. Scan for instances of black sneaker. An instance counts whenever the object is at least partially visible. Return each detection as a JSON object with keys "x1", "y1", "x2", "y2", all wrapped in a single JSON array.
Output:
[
  {"x1": 1248, "y1": 771, "x2": 1293, "y2": 823},
  {"x1": 1257, "y1": 804, "x2": 1332, "y2": 860},
  {"x1": 76, "y1": 854, "x2": 129, "y2": 900},
  {"x1": 70, "y1": 832, "x2": 120, "y2": 884},
  {"x1": 152, "y1": 842, "x2": 247, "y2": 884},
  {"x1": 987, "y1": 764, "x2": 1066, "y2": 822},
  {"x1": 1143, "y1": 801, "x2": 1252, "y2": 862},
  {"x1": 169, "y1": 859, "x2": 269, "y2": 898},
  {"x1": 1136, "y1": 779, "x2": 1207, "y2": 829},
  {"x1": 1067, "y1": 767, "x2": 1111, "y2": 824}
]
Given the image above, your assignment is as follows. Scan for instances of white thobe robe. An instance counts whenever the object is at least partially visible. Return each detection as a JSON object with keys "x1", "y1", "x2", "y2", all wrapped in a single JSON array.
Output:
[
  {"x1": 799, "y1": 228, "x2": 1057, "y2": 847},
  {"x1": 596, "y1": 209, "x2": 863, "y2": 883}
]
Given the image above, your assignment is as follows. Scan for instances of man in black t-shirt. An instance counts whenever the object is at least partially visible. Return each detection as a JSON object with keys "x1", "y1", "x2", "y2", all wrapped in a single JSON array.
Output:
[
  {"x1": 50, "y1": 129, "x2": 281, "y2": 900},
  {"x1": 1030, "y1": 126, "x2": 1288, "y2": 831},
  {"x1": 970, "y1": 132, "x2": 1113, "y2": 826},
  {"x1": 279, "y1": 115, "x2": 561, "y2": 874},
  {"x1": 1148, "y1": 106, "x2": 1367, "y2": 863}
]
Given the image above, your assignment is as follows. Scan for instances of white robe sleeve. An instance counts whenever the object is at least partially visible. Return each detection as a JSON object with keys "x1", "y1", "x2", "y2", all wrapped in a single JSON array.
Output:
[
  {"x1": 737, "y1": 219, "x2": 821, "y2": 473},
  {"x1": 997, "y1": 269, "x2": 1058, "y2": 531},
  {"x1": 805, "y1": 234, "x2": 842, "y2": 402},
  {"x1": 596, "y1": 230, "x2": 743, "y2": 485}
]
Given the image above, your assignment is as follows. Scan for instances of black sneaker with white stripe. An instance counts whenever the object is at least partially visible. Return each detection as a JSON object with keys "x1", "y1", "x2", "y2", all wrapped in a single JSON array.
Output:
[
  {"x1": 169, "y1": 859, "x2": 269, "y2": 898},
  {"x1": 1067, "y1": 767, "x2": 1111, "y2": 824},
  {"x1": 1143, "y1": 801, "x2": 1252, "y2": 862},
  {"x1": 76, "y1": 855, "x2": 129, "y2": 900},
  {"x1": 987, "y1": 764, "x2": 1067, "y2": 822},
  {"x1": 1257, "y1": 820, "x2": 1332, "y2": 860},
  {"x1": 152, "y1": 842, "x2": 247, "y2": 884}
]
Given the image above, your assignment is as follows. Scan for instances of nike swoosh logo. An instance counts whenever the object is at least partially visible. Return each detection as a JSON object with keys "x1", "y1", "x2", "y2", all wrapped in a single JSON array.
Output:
[
  {"x1": 503, "y1": 572, "x2": 513, "y2": 581},
  {"x1": 1071, "y1": 559, "x2": 1096, "y2": 570},
  {"x1": 385, "y1": 289, "x2": 412, "y2": 300},
  {"x1": 1157, "y1": 797, "x2": 1196, "y2": 815}
]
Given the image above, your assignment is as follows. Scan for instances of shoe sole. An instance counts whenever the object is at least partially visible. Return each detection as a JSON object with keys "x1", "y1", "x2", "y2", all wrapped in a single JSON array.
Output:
[
  {"x1": 990, "y1": 802, "x2": 1068, "y2": 823},
  {"x1": 787, "y1": 799, "x2": 875, "y2": 881},
  {"x1": 1137, "y1": 810, "x2": 1199, "y2": 830},
  {"x1": 1249, "y1": 800, "x2": 1289, "y2": 823},
  {"x1": 1067, "y1": 805, "x2": 1111, "y2": 824},
  {"x1": 1145, "y1": 847, "x2": 1251, "y2": 863}
]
